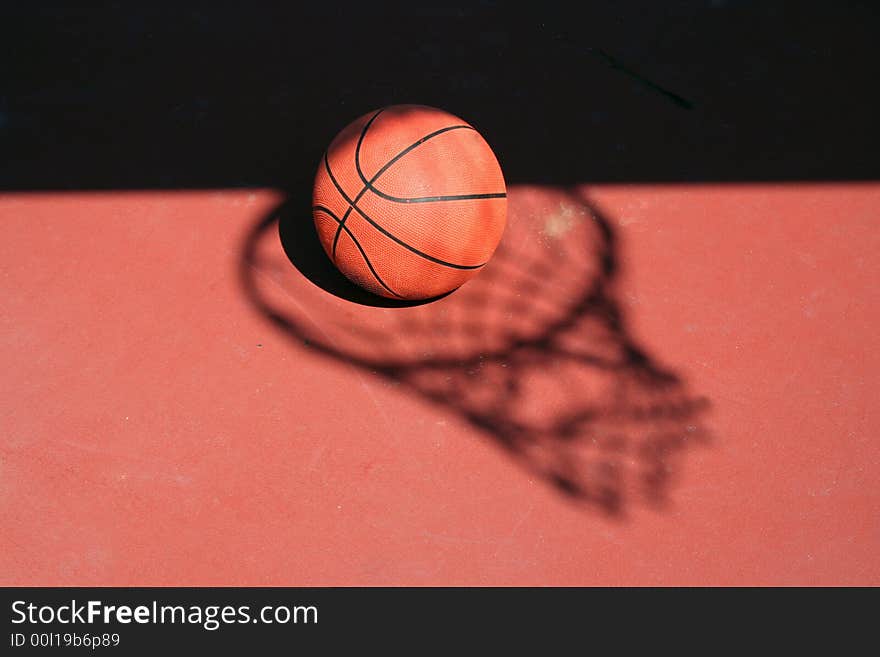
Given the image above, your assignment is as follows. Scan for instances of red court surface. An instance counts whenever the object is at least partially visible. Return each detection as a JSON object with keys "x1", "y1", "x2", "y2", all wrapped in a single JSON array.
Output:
[{"x1": 2, "y1": 183, "x2": 878, "y2": 586}]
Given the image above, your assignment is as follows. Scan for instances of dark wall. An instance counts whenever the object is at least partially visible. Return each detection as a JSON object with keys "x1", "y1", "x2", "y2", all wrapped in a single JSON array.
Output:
[{"x1": 2, "y1": 2, "x2": 878, "y2": 190}]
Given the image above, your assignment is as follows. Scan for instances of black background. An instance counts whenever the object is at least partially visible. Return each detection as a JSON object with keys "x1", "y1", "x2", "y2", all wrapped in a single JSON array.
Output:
[{"x1": 2, "y1": 1, "x2": 878, "y2": 193}]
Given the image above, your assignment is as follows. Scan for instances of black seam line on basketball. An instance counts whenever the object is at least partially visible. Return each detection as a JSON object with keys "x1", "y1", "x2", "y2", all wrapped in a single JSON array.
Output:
[
  {"x1": 353, "y1": 122, "x2": 506, "y2": 204},
  {"x1": 330, "y1": 109, "x2": 386, "y2": 260},
  {"x1": 372, "y1": 190, "x2": 508, "y2": 203},
  {"x1": 313, "y1": 204, "x2": 405, "y2": 299},
  {"x1": 356, "y1": 124, "x2": 473, "y2": 189},
  {"x1": 332, "y1": 118, "x2": 473, "y2": 259},
  {"x1": 323, "y1": 153, "x2": 485, "y2": 271}
]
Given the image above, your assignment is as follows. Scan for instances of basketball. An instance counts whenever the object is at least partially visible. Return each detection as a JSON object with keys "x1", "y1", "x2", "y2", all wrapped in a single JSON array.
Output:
[{"x1": 312, "y1": 105, "x2": 507, "y2": 300}]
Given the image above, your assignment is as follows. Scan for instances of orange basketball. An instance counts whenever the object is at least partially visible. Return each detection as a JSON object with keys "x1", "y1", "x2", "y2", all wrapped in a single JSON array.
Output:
[{"x1": 312, "y1": 105, "x2": 507, "y2": 300}]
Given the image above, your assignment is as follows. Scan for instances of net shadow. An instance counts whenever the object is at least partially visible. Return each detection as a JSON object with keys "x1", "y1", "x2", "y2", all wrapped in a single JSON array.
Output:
[{"x1": 240, "y1": 184, "x2": 711, "y2": 516}]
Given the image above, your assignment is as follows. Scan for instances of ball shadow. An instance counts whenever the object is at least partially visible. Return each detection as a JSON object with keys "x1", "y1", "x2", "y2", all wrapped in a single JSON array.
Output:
[{"x1": 276, "y1": 189, "x2": 449, "y2": 308}]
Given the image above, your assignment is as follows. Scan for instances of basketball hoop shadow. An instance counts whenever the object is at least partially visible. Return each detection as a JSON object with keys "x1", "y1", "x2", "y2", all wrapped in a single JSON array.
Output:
[{"x1": 240, "y1": 185, "x2": 711, "y2": 516}]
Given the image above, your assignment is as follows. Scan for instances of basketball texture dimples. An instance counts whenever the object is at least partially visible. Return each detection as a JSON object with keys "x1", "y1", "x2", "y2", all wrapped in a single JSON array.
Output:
[{"x1": 312, "y1": 105, "x2": 507, "y2": 300}]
